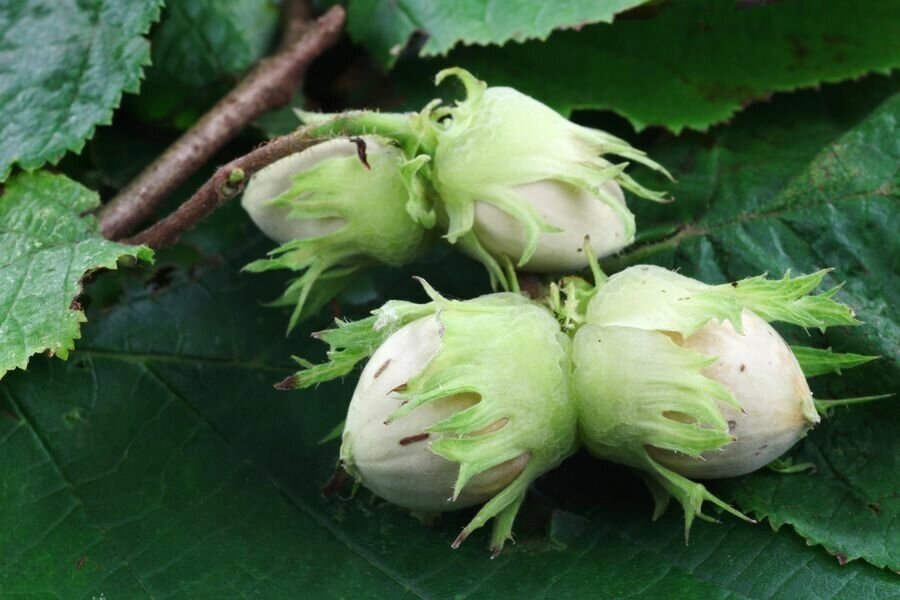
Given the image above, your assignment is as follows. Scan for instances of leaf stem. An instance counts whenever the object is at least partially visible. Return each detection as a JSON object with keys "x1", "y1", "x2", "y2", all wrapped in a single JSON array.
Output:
[{"x1": 97, "y1": 3, "x2": 346, "y2": 243}]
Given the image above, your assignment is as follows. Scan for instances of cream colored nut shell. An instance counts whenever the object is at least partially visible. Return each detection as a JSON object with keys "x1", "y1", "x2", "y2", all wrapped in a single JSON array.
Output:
[
  {"x1": 470, "y1": 180, "x2": 629, "y2": 272},
  {"x1": 341, "y1": 315, "x2": 527, "y2": 512},
  {"x1": 239, "y1": 138, "x2": 386, "y2": 244},
  {"x1": 651, "y1": 309, "x2": 819, "y2": 479}
]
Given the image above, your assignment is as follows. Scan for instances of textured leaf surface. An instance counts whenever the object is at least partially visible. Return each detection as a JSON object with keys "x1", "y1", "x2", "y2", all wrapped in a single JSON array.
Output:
[
  {"x1": 391, "y1": 0, "x2": 900, "y2": 131},
  {"x1": 606, "y1": 76, "x2": 900, "y2": 569},
  {"x1": 0, "y1": 0, "x2": 163, "y2": 179},
  {"x1": 348, "y1": 0, "x2": 650, "y2": 66},
  {"x1": 133, "y1": 0, "x2": 279, "y2": 125},
  {"x1": 0, "y1": 201, "x2": 897, "y2": 598},
  {"x1": 0, "y1": 172, "x2": 152, "y2": 379}
]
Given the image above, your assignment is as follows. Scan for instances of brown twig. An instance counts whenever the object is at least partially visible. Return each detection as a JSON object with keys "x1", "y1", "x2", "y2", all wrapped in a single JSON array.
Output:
[
  {"x1": 98, "y1": 4, "x2": 345, "y2": 241},
  {"x1": 126, "y1": 128, "x2": 322, "y2": 248}
]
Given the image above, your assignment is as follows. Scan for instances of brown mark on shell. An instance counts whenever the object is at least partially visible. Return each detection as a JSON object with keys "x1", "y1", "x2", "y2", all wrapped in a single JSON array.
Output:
[
  {"x1": 399, "y1": 432, "x2": 430, "y2": 446},
  {"x1": 373, "y1": 359, "x2": 391, "y2": 379}
]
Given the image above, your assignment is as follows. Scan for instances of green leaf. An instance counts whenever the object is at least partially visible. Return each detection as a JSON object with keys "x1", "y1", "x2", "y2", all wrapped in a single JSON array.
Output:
[
  {"x1": 348, "y1": 0, "x2": 651, "y2": 66},
  {"x1": 391, "y1": 0, "x2": 900, "y2": 131},
  {"x1": 0, "y1": 0, "x2": 164, "y2": 180},
  {"x1": 1, "y1": 205, "x2": 896, "y2": 597},
  {"x1": 0, "y1": 171, "x2": 152, "y2": 379},
  {"x1": 133, "y1": 0, "x2": 279, "y2": 126},
  {"x1": 606, "y1": 75, "x2": 900, "y2": 569}
]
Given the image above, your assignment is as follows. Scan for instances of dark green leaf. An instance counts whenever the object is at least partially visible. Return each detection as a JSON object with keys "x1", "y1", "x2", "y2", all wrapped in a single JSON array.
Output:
[
  {"x1": 348, "y1": 0, "x2": 651, "y2": 66},
  {"x1": 0, "y1": 171, "x2": 152, "y2": 379},
  {"x1": 0, "y1": 0, "x2": 164, "y2": 179},
  {"x1": 391, "y1": 0, "x2": 900, "y2": 131},
  {"x1": 133, "y1": 0, "x2": 279, "y2": 126}
]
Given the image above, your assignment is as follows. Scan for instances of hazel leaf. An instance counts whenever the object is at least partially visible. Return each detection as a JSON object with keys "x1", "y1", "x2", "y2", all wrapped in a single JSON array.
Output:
[
  {"x1": 0, "y1": 0, "x2": 164, "y2": 179},
  {"x1": 0, "y1": 171, "x2": 153, "y2": 379},
  {"x1": 348, "y1": 0, "x2": 652, "y2": 66}
]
